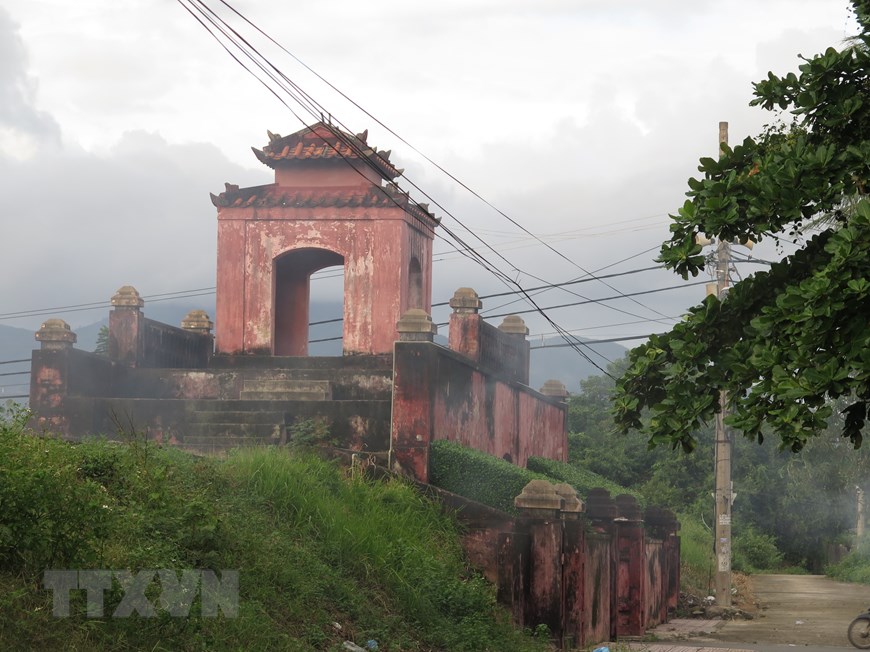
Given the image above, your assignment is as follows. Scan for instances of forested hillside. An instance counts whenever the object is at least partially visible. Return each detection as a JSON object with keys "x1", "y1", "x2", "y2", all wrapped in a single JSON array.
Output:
[{"x1": 568, "y1": 358, "x2": 870, "y2": 576}]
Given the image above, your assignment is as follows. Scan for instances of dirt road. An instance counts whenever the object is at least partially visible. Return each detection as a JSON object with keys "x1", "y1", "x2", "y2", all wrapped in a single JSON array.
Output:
[{"x1": 707, "y1": 574, "x2": 870, "y2": 647}]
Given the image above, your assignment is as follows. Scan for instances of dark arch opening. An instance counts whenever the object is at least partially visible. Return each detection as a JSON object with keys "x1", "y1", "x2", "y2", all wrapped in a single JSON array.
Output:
[
  {"x1": 408, "y1": 256, "x2": 423, "y2": 309},
  {"x1": 273, "y1": 247, "x2": 344, "y2": 356}
]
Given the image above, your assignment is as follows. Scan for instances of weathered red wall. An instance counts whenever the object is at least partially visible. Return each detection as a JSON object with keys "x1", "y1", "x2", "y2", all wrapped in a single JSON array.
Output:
[
  {"x1": 584, "y1": 533, "x2": 614, "y2": 645},
  {"x1": 448, "y1": 310, "x2": 530, "y2": 385},
  {"x1": 424, "y1": 484, "x2": 679, "y2": 649},
  {"x1": 391, "y1": 341, "x2": 566, "y2": 482},
  {"x1": 645, "y1": 539, "x2": 665, "y2": 627},
  {"x1": 215, "y1": 201, "x2": 434, "y2": 356}
]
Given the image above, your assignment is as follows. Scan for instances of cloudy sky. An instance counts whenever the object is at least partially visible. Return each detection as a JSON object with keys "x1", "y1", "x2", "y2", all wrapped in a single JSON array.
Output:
[{"x1": 0, "y1": 0, "x2": 859, "y2": 362}]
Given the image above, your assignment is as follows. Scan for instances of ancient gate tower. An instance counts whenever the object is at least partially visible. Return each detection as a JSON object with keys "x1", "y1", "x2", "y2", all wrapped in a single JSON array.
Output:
[{"x1": 211, "y1": 122, "x2": 438, "y2": 356}]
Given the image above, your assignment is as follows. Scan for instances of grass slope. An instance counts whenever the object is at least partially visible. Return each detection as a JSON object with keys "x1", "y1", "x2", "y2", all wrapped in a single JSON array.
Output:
[{"x1": 0, "y1": 405, "x2": 546, "y2": 652}]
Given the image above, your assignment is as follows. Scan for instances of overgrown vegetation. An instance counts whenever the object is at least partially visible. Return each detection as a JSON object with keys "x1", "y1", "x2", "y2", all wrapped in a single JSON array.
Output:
[
  {"x1": 613, "y1": 1, "x2": 870, "y2": 453},
  {"x1": 0, "y1": 403, "x2": 545, "y2": 651},
  {"x1": 560, "y1": 355, "x2": 870, "y2": 588},
  {"x1": 828, "y1": 539, "x2": 870, "y2": 584},
  {"x1": 526, "y1": 456, "x2": 642, "y2": 504},
  {"x1": 429, "y1": 440, "x2": 548, "y2": 514}
]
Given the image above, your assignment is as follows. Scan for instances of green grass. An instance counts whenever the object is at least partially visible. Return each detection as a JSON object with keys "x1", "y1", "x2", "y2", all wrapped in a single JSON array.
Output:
[
  {"x1": 0, "y1": 405, "x2": 546, "y2": 652},
  {"x1": 675, "y1": 514, "x2": 714, "y2": 598},
  {"x1": 429, "y1": 440, "x2": 549, "y2": 514},
  {"x1": 827, "y1": 539, "x2": 870, "y2": 584},
  {"x1": 526, "y1": 456, "x2": 644, "y2": 504}
]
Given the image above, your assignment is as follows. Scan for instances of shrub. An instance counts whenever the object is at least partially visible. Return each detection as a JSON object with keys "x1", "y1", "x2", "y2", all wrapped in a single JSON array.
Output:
[
  {"x1": 429, "y1": 440, "x2": 548, "y2": 514},
  {"x1": 732, "y1": 526, "x2": 785, "y2": 572},
  {"x1": 827, "y1": 539, "x2": 870, "y2": 584},
  {"x1": 0, "y1": 406, "x2": 113, "y2": 574},
  {"x1": 527, "y1": 456, "x2": 642, "y2": 503},
  {"x1": 1, "y1": 435, "x2": 548, "y2": 651},
  {"x1": 677, "y1": 514, "x2": 714, "y2": 597}
]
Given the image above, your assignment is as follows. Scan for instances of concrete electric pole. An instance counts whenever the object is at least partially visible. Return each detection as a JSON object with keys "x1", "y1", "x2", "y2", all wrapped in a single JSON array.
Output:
[{"x1": 713, "y1": 120, "x2": 733, "y2": 608}]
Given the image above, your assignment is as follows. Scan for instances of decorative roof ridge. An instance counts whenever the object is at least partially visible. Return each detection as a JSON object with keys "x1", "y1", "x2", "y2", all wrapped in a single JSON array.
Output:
[
  {"x1": 252, "y1": 122, "x2": 401, "y2": 180},
  {"x1": 210, "y1": 180, "x2": 440, "y2": 224}
]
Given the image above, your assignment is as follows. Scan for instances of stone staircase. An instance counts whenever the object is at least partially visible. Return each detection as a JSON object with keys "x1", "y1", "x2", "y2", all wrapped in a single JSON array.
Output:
[
  {"x1": 238, "y1": 379, "x2": 332, "y2": 401},
  {"x1": 69, "y1": 355, "x2": 394, "y2": 454},
  {"x1": 179, "y1": 406, "x2": 288, "y2": 449}
]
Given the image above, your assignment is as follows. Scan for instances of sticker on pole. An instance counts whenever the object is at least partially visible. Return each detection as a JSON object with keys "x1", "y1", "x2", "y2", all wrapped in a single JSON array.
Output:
[{"x1": 718, "y1": 514, "x2": 731, "y2": 525}]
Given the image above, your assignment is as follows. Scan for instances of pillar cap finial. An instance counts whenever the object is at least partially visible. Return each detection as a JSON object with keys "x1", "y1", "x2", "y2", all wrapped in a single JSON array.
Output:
[
  {"x1": 181, "y1": 309, "x2": 213, "y2": 334},
  {"x1": 35, "y1": 318, "x2": 77, "y2": 349},
  {"x1": 498, "y1": 314, "x2": 528, "y2": 335},
  {"x1": 397, "y1": 309, "x2": 437, "y2": 341},
  {"x1": 514, "y1": 479, "x2": 563, "y2": 511},
  {"x1": 553, "y1": 482, "x2": 585, "y2": 513},
  {"x1": 540, "y1": 379, "x2": 568, "y2": 400},
  {"x1": 111, "y1": 285, "x2": 144, "y2": 308},
  {"x1": 449, "y1": 287, "x2": 482, "y2": 313}
]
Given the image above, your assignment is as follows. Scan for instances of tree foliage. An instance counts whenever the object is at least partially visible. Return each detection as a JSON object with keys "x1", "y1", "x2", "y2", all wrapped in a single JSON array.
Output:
[
  {"x1": 571, "y1": 363, "x2": 870, "y2": 570},
  {"x1": 613, "y1": 1, "x2": 870, "y2": 453},
  {"x1": 93, "y1": 325, "x2": 109, "y2": 357}
]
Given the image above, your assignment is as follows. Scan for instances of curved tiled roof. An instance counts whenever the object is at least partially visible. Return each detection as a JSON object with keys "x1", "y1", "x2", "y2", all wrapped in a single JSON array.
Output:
[
  {"x1": 210, "y1": 182, "x2": 439, "y2": 226},
  {"x1": 251, "y1": 122, "x2": 402, "y2": 180}
]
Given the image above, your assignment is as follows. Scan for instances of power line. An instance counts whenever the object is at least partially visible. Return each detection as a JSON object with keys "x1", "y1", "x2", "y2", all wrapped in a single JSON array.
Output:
[
  {"x1": 308, "y1": 282, "x2": 704, "y2": 343},
  {"x1": 438, "y1": 281, "x2": 707, "y2": 324},
  {"x1": 0, "y1": 253, "x2": 664, "y2": 326},
  {"x1": 528, "y1": 315, "x2": 683, "y2": 340},
  {"x1": 174, "y1": 0, "x2": 622, "y2": 374},
  {"x1": 530, "y1": 333, "x2": 661, "y2": 349},
  {"x1": 206, "y1": 0, "x2": 670, "y2": 322}
]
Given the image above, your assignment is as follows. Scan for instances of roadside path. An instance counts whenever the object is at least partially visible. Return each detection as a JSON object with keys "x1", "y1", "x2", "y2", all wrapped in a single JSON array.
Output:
[{"x1": 612, "y1": 574, "x2": 870, "y2": 652}]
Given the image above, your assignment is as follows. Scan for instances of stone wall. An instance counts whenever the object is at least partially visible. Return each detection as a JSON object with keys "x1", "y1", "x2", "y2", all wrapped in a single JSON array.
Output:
[
  {"x1": 390, "y1": 298, "x2": 567, "y2": 482},
  {"x1": 427, "y1": 483, "x2": 680, "y2": 649}
]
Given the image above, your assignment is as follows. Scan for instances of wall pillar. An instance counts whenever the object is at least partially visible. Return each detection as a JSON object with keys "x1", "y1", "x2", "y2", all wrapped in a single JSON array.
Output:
[
  {"x1": 585, "y1": 489, "x2": 619, "y2": 642},
  {"x1": 498, "y1": 315, "x2": 530, "y2": 385},
  {"x1": 181, "y1": 309, "x2": 215, "y2": 366},
  {"x1": 515, "y1": 480, "x2": 564, "y2": 644},
  {"x1": 646, "y1": 506, "x2": 680, "y2": 617},
  {"x1": 108, "y1": 286, "x2": 144, "y2": 367},
  {"x1": 390, "y1": 310, "x2": 437, "y2": 481},
  {"x1": 448, "y1": 287, "x2": 482, "y2": 360},
  {"x1": 30, "y1": 318, "x2": 77, "y2": 434},
  {"x1": 615, "y1": 494, "x2": 646, "y2": 637},
  {"x1": 556, "y1": 483, "x2": 586, "y2": 649}
]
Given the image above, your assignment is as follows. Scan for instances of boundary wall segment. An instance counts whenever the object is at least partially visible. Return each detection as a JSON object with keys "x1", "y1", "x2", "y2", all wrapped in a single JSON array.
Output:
[{"x1": 427, "y1": 483, "x2": 680, "y2": 649}]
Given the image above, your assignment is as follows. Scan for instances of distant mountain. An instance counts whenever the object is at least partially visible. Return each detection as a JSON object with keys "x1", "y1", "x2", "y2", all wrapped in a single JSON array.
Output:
[
  {"x1": 0, "y1": 324, "x2": 36, "y2": 401},
  {"x1": 0, "y1": 301, "x2": 627, "y2": 400}
]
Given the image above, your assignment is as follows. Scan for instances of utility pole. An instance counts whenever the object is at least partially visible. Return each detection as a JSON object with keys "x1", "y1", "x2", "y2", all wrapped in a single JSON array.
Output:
[{"x1": 713, "y1": 120, "x2": 733, "y2": 608}]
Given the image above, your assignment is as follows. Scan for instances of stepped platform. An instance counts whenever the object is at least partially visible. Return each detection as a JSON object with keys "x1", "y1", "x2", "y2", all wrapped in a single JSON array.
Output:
[
  {"x1": 109, "y1": 355, "x2": 393, "y2": 401},
  {"x1": 62, "y1": 395, "x2": 392, "y2": 453},
  {"x1": 33, "y1": 353, "x2": 395, "y2": 454}
]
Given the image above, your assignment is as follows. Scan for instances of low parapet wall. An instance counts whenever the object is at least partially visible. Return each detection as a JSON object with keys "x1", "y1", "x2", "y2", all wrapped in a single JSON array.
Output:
[
  {"x1": 427, "y1": 483, "x2": 680, "y2": 649},
  {"x1": 108, "y1": 286, "x2": 213, "y2": 369},
  {"x1": 390, "y1": 338, "x2": 567, "y2": 482},
  {"x1": 390, "y1": 291, "x2": 567, "y2": 483},
  {"x1": 28, "y1": 290, "x2": 393, "y2": 451}
]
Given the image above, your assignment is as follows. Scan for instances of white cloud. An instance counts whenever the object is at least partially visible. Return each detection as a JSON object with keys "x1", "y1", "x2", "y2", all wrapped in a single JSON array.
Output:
[{"x1": 0, "y1": 0, "x2": 856, "y2": 343}]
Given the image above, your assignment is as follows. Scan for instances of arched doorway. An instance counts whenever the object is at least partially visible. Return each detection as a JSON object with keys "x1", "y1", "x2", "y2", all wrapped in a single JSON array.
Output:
[{"x1": 273, "y1": 247, "x2": 344, "y2": 356}]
